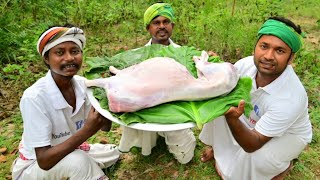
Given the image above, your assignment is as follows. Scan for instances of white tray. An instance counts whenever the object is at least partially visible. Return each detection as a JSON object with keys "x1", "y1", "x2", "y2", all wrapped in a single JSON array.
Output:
[{"x1": 86, "y1": 88, "x2": 195, "y2": 131}]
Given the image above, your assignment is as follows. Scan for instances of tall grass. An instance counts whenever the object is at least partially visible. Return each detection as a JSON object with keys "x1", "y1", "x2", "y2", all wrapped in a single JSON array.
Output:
[{"x1": 0, "y1": 0, "x2": 319, "y2": 179}]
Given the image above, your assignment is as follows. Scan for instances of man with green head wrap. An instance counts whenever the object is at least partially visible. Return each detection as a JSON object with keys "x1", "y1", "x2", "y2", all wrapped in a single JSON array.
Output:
[
  {"x1": 118, "y1": 3, "x2": 196, "y2": 164},
  {"x1": 143, "y1": 2, "x2": 179, "y2": 47},
  {"x1": 199, "y1": 16, "x2": 312, "y2": 179}
]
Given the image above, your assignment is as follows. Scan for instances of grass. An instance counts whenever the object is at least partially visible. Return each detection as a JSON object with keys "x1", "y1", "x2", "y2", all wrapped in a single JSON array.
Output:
[
  {"x1": 0, "y1": 113, "x2": 23, "y2": 179},
  {"x1": 0, "y1": 0, "x2": 319, "y2": 179},
  {"x1": 105, "y1": 130, "x2": 221, "y2": 180}
]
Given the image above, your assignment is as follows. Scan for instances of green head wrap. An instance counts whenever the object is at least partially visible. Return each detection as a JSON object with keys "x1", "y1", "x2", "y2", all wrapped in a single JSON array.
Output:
[
  {"x1": 144, "y1": 3, "x2": 175, "y2": 27},
  {"x1": 258, "y1": 19, "x2": 302, "y2": 53}
]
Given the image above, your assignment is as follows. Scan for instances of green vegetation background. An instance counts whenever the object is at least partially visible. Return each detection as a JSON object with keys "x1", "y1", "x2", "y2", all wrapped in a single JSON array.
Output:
[{"x1": 0, "y1": 0, "x2": 319, "y2": 179}]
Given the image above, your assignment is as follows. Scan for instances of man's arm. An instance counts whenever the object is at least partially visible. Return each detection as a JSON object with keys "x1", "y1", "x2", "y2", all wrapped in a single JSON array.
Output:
[
  {"x1": 35, "y1": 107, "x2": 110, "y2": 170},
  {"x1": 224, "y1": 100, "x2": 271, "y2": 153}
]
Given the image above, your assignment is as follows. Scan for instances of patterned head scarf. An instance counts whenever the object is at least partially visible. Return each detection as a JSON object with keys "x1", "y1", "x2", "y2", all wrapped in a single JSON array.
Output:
[
  {"x1": 37, "y1": 27, "x2": 86, "y2": 56},
  {"x1": 257, "y1": 19, "x2": 302, "y2": 53},
  {"x1": 144, "y1": 3, "x2": 175, "y2": 27}
]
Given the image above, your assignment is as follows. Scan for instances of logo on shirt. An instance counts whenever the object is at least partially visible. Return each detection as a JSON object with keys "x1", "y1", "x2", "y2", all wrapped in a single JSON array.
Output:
[
  {"x1": 249, "y1": 116, "x2": 257, "y2": 124},
  {"x1": 75, "y1": 119, "x2": 85, "y2": 130},
  {"x1": 254, "y1": 105, "x2": 260, "y2": 117},
  {"x1": 246, "y1": 104, "x2": 260, "y2": 127},
  {"x1": 52, "y1": 131, "x2": 71, "y2": 139}
]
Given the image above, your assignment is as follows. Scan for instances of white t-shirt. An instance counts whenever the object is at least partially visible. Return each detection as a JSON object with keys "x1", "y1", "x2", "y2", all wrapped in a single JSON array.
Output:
[
  {"x1": 145, "y1": 38, "x2": 180, "y2": 47},
  {"x1": 19, "y1": 71, "x2": 91, "y2": 159},
  {"x1": 235, "y1": 56, "x2": 312, "y2": 144}
]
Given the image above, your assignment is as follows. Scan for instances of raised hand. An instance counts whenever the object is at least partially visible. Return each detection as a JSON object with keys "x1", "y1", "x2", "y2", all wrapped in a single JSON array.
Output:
[{"x1": 225, "y1": 100, "x2": 245, "y2": 120}]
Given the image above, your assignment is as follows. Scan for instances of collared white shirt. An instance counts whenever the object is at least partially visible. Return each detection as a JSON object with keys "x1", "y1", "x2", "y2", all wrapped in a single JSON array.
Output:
[
  {"x1": 145, "y1": 38, "x2": 181, "y2": 47},
  {"x1": 19, "y1": 71, "x2": 91, "y2": 159},
  {"x1": 234, "y1": 56, "x2": 312, "y2": 144}
]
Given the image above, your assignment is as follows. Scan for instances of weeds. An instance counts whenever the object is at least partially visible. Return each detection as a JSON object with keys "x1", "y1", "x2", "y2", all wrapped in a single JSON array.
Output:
[{"x1": 0, "y1": 0, "x2": 319, "y2": 179}]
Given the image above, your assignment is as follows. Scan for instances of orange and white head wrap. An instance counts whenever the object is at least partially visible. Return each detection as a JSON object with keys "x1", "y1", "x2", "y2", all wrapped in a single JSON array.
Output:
[{"x1": 37, "y1": 27, "x2": 86, "y2": 57}]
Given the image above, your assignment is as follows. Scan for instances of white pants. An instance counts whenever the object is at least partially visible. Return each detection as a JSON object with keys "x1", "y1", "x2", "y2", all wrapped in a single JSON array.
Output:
[
  {"x1": 199, "y1": 117, "x2": 307, "y2": 180},
  {"x1": 119, "y1": 126, "x2": 196, "y2": 164},
  {"x1": 12, "y1": 144, "x2": 120, "y2": 180}
]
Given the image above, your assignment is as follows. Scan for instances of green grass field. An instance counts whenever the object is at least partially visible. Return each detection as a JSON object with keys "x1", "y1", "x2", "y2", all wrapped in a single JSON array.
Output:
[{"x1": 0, "y1": 0, "x2": 319, "y2": 179}]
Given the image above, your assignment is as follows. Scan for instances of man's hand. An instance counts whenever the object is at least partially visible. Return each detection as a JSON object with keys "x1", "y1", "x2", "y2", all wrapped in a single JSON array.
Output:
[
  {"x1": 35, "y1": 107, "x2": 113, "y2": 170},
  {"x1": 225, "y1": 100, "x2": 245, "y2": 120},
  {"x1": 100, "y1": 118, "x2": 112, "y2": 132},
  {"x1": 83, "y1": 106, "x2": 109, "y2": 135},
  {"x1": 223, "y1": 100, "x2": 271, "y2": 153},
  {"x1": 207, "y1": 50, "x2": 218, "y2": 57}
]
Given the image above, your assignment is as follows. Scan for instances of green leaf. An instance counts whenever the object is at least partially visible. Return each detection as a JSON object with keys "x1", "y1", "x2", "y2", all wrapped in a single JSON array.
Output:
[
  {"x1": 119, "y1": 77, "x2": 252, "y2": 129},
  {"x1": 84, "y1": 45, "x2": 252, "y2": 129}
]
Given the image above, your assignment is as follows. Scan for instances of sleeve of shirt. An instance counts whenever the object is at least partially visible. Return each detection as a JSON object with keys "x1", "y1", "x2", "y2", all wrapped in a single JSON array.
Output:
[
  {"x1": 234, "y1": 56, "x2": 254, "y2": 76},
  {"x1": 255, "y1": 95, "x2": 307, "y2": 137},
  {"x1": 20, "y1": 96, "x2": 52, "y2": 148}
]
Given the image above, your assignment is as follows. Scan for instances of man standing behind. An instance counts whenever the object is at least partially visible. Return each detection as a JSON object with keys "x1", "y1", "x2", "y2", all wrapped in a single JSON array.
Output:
[
  {"x1": 118, "y1": 3, "x2": 196, "y2": 164},
  {"x1": 199, "y1": 16, "x2": 312, "y2": 179},
  {"x1": 143, "y1": 3, "x2": 179, "y2": 47}
]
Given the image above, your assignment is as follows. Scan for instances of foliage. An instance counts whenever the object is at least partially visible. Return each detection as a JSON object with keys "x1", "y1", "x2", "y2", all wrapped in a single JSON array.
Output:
[
  {"x1": 119, "y1": 77, "x2": 252, "y2": 129},
  {"x1": 0, "y1": 0, "x2": 319, "y2": 179},
  {"x1": 85, "y1": 45, "x2": 252, "y2": 128}
]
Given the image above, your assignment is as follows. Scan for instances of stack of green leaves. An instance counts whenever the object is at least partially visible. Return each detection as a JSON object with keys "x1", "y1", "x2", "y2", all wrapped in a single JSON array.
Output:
[{"x1": 83, "y1": 44, "x2": 253, "y2": 129}]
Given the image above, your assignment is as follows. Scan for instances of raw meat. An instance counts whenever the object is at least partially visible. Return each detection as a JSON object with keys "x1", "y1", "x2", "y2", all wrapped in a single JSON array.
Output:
[{"x1": 85, "y1": 51, "x2": 239, "y2": 112}]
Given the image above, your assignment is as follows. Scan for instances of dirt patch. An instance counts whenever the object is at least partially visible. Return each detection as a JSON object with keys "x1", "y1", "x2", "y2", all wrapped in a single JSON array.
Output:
[
  {"x1": 0, "y1": 80, "x2": 21, "y2": 121},
  {"x1": 294, "y1": 17, "x2": 320, "y2": 49}
]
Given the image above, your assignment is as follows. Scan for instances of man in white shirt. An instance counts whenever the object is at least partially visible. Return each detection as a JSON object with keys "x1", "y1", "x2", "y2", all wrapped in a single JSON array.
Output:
[
  {"x1": 118, "y1": 3, "x2": 196, "y2": 164},
  {"x1": 199, "y1": 16, "x2": 312, "y2": 179},
  {"x1": 12, "y1": 25, "x2": 120, "y2": 180}
]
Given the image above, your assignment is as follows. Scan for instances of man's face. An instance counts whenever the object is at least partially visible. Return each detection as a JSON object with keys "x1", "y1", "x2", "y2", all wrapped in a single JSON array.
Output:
[
  {"x1": 45, "y1": 41, "x2": 83, "y2": 78},
  {"x1": 254, "y1": 35, "x2": 293, "y2": 79},
  {"x1": 146, "y1": 16, "x2": 174, "y2": 45}
]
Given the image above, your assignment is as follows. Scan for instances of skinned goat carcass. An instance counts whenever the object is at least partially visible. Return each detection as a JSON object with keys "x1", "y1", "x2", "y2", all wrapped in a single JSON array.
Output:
[{"x1": 85, "y1": 51, "x2": 239, "y2": 113}]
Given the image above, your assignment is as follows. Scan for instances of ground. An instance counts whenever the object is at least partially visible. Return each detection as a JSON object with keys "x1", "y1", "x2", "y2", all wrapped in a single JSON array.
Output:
[{"x1": 0, "y1": 17, "x2": 319, "y2": 179}]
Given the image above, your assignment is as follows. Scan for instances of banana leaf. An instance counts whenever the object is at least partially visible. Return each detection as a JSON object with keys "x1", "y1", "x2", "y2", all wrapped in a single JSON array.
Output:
[{"x1": 84, "y1": 45, "x2": 252, "y2": 129}]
